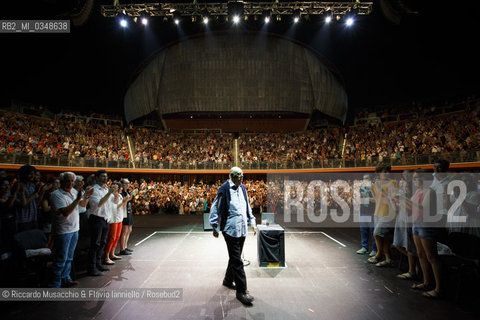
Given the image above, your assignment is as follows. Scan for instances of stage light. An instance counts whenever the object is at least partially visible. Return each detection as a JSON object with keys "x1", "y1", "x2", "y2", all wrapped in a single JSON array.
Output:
[
  {"x1": 293, "y1": 9, "x2": 300, "y2": 23},
  {"x1": 346, "y1": 17, "x2": 354, "y2": 26},
  {"x1": 201, "y1": 9, "x2": 210, "y2": 25},
  {"x1": 173, "y1": 11, "x2": 181, "y2": 25},
  {"x1": 120, "y1": 18, "x2": 128, "y2": 27},
  {"x1": 141, "y1": 17, "x2": 148, "y2": 25},
  {"x1": 228, "y1": 1, "x2": 244, "y2": 24},
  {"x1": 325, "y1": 15, "x2": 332, "y2": 23},
  {"x1": 263, "y1": 9, "x2": 271, "y2": 24}
]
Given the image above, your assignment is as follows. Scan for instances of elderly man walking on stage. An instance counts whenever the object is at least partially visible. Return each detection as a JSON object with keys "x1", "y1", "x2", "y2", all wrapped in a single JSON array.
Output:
[{"x1": 209, "y1": 166, "x2": 257, "y2": 306}]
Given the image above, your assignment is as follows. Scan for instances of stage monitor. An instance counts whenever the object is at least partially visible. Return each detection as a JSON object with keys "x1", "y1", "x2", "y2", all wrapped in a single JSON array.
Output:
[{"x1": 261, "y1": 212, "x2": 275, "y2": 225}]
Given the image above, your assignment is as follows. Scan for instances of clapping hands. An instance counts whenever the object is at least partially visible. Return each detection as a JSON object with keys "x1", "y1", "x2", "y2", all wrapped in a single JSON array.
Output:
[{"x1": 85, "y1": 186, "x2": 94, "y2": 198}]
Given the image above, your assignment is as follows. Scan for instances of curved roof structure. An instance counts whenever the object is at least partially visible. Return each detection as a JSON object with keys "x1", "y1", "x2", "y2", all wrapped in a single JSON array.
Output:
[{"x1": 124, "y1": 32, "x2": 348, "y2": 123}]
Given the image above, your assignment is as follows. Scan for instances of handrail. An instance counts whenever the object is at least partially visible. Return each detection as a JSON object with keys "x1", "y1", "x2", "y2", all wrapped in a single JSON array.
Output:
[{"x1": 1, "y1": 150, "x2": 479, "y2": 170}]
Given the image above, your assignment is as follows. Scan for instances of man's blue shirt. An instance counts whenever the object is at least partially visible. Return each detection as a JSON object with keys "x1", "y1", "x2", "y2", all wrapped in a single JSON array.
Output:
[{"x1": 209, "y1": 179, "x2": 256, "y2": 238}]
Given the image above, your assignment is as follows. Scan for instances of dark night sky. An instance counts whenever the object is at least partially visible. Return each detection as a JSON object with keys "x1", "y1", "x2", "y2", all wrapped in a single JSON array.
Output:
[{"x1": 1, "y1": 1, "x2": 479, "y2": 122}]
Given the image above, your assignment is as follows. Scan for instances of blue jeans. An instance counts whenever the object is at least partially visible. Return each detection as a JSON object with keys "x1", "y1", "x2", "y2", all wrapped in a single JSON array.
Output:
[
  {"x1": 360, "y1": 215, "x2": 377, "y2": 251},
  {"x1": 49, "y1": 231, "x2": 78, "y2": 288}
]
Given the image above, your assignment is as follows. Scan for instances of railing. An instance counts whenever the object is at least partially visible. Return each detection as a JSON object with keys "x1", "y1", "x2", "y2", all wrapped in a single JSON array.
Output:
[
  {"x1": 0, "y1": 152, "x2": 234, "y2": 170},
  {"x1": 1, "y1": 150, "x2": 479, "y2": 170}
]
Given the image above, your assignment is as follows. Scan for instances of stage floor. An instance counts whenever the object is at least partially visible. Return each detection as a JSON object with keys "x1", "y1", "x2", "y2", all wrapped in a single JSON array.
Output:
[{"x1": 4, "y1": 214, "x2": 480, "y2": 320}]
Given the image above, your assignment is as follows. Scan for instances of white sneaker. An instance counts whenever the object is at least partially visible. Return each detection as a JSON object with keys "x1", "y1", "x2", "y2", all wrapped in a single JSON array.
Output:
[
  {"x1": 369, "y1": 250, "x2": 377, "y2": 257},
  {"x1": 356, "y1": 247, "x2": 368, "y2": 254}
]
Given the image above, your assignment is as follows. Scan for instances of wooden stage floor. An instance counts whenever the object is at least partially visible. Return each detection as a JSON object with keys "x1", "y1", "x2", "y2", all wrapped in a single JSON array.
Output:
[{"x1": 3, "y1": 214, "x2": 480, "y2": 320}]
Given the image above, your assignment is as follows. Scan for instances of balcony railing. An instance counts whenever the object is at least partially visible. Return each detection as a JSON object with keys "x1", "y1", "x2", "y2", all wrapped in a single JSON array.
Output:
[{"x1": 1, "y1": 150, "x2": 479, "y2": 170}]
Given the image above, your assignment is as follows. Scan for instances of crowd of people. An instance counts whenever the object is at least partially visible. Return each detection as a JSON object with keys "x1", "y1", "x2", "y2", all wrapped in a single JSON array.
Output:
[
  {"x1": 238, "y1": 128, "x2": 342, "y2": 165},
  {"x1": 353, "y1": 160, "x2": 480, "y2": 300},
  {"x1": 0, "y1": 166, "x2": 136, "y2": 287},
  {"x1": 1, "y1": 98, "x2": 479, "y2": 167},
  {"x1": 129, "y1": 179, "x2": 267, "y2": 216},
  {"x1": 344, "y1": 109, "x2": 480, "y2": 163},
  {"x1": 267, "y1": 160, "x2": 480, "y2": 300},
  {"x1": 132, "y1": 127, "x2": 233, "y2": 166},
  {"x1": 1, "y1": 97, "x2": 480, "y2": 299},
  {"x1": 0, "y1": 165, "x2": 273, "y2": 287},
  {"x1": 1, "y1": 159, "x2": 479, "y2": 301},
  {"x1": 0, "y1": 111, "x2": 128, "y2": 162}
]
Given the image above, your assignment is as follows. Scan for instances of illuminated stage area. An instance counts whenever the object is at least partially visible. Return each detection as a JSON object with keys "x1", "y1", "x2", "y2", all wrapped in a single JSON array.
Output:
[{"x1": 4, "y1": 215, "x2": 478, "y2": 320}]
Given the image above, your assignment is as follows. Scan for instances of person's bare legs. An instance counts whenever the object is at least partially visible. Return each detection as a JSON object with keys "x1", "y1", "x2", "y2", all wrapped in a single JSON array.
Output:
[
  {"x1": 422, "y1": 237, "x2": 442, "y2": 296},
  {"x1": 120, "y1": 225, "x2": 128, "y2": 251},
  {"x1": 373, "y1": 234, "x2": 383, "y2": 259},
  {"x1": 395, "y1": 246, "x2": 417, "y2": 275},
  {"x1": 413, "y1": 235, "x2": 433, "y2": 289},
  {"x1": 125, "y1": 225, "x2": 132, "y2": 250},
  {"x1": 407, "y1": 254, "x2": 416, "y2": 275},
  {"x1": 383, "y1": 238, "x2": 392, "y2": 262}
]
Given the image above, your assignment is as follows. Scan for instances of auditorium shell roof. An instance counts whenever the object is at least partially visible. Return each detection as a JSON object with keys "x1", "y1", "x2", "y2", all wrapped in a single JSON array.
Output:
[{"x1": 124, "y1": 32, "x2": 348, "y2": 124}]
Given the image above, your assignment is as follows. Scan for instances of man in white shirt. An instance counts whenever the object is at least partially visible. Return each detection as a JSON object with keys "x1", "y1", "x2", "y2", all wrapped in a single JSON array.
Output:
[
  {"x1": 87, "y1": 170, "x2": 115, "y2": 276},
  {"x1": 48, "y1": 172, "x2": 92, "y2": 287}
]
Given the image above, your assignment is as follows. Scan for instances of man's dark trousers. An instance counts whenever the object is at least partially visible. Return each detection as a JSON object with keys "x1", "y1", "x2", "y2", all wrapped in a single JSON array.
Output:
[
  {"x1": 88, "y1": 214, "x2": 110, "y2": 271},
  {"x1": 223, "y1": 232, "x2": 247, "y2": 293}
]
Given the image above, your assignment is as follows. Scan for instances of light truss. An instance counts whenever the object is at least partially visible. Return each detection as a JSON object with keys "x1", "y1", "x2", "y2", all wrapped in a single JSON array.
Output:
[{"x1": 101, "y1": 1, "x2": 373, "y2": 19}]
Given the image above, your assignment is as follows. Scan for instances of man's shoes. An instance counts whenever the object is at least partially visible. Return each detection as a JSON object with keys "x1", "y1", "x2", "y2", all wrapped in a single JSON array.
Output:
[
  {"x1": 222, "y1": 280, "x2": 236, "y2": 290},
  {"x1": 356, "y1": 247, "x2": 368, "y2": 254},
  {"x1": 125, "y1": 248, "x2": 133, "y2": 252},
  {"x1": 103, "y1": 260, "x2": 115, "y2": 265},
  {"x1": 97, "y1": 266, "x2": 110, "y2": 272},
  {"x1": 369, "y1": 250, "x2": 377, "y2": 257},
  {"x1": 119, "y1": 250, "x2": 132, "y2": 255},
  {"x1": 88, "y1": 269, "x2": 104, "y2": 276},
  {"x1": 236, "y1": 292, "x2": 254, "y2": 306},
  {"x1": 62, "y1": 280, "x2": 79, "y2": 288}
]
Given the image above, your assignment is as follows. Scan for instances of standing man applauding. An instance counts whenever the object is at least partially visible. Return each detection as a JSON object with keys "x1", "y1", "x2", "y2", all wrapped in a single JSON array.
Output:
[
  {"x1": 87, "y1": 170, "x2": 116, "y2": 276},
  {"x1": 209, "y1": 167, "x2": 257, "y2": 306},
  {"x1": 49, "y1": 172, "x2": 93, "y2": 287}
]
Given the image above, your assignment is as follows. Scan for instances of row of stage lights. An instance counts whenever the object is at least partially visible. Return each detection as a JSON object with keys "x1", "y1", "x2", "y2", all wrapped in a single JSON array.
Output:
[{"x1": 118, "y1": 14, "x2": 355, "y2": 28}]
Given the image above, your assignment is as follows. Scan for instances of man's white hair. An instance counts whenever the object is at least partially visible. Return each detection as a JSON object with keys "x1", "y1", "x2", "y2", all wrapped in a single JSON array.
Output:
[
  {"x1": 229, "y1": 166, "x2": 243, "y2": 178},
  {"x1": 59, "y1": 171, "x2": 76, "y2": 181}
]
